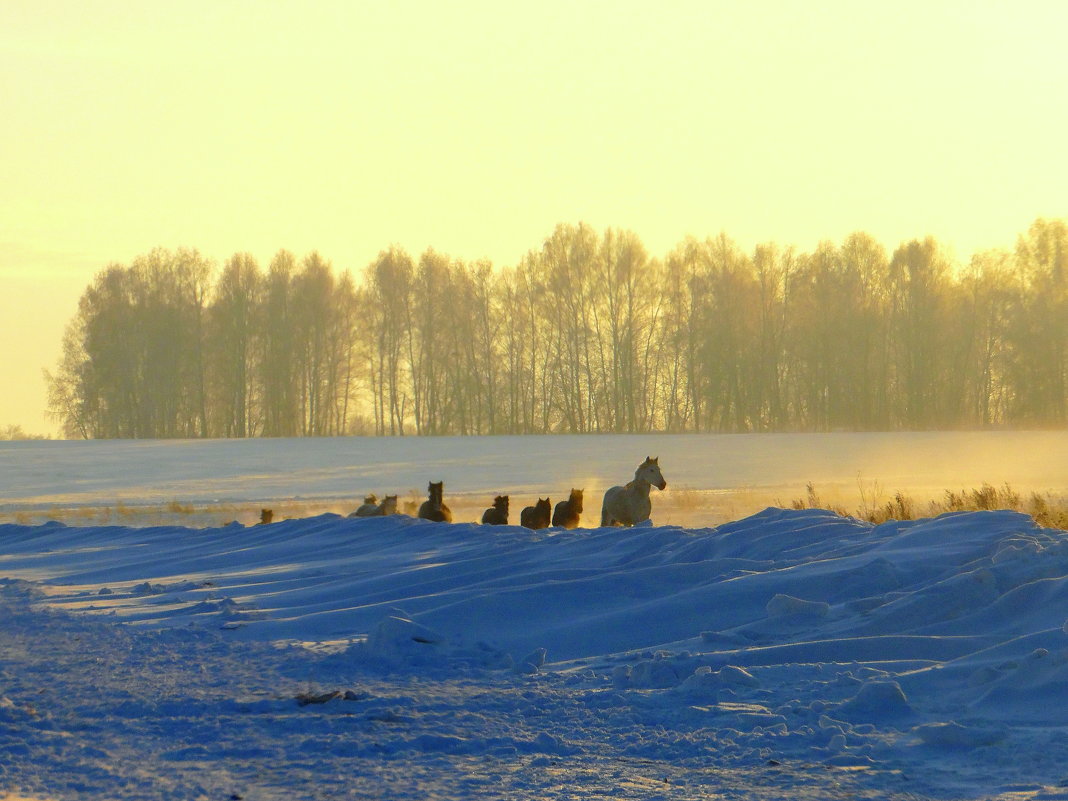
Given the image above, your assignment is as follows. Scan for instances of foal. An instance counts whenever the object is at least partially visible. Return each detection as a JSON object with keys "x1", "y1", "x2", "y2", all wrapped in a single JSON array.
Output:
[
  {"x1": 552, "y1": 488, "x2": 583, "y2": 529},
  {"x1": 418, "y1": 481, "x2": 453, "y2": 523}
]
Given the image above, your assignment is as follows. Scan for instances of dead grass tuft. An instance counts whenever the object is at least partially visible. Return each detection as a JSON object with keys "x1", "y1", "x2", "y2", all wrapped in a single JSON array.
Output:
[
  {"x1": 790, "y1": 481, "x2": 1068, "y2": 530},
  {"x1": 166, "y1": 500, "x2": 195, "y2": 515}
]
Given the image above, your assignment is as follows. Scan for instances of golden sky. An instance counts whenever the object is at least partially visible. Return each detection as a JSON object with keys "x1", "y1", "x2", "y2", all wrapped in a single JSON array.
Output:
[{"x1": 2, "y1": 0, "x2": 1066, "y2": 435}]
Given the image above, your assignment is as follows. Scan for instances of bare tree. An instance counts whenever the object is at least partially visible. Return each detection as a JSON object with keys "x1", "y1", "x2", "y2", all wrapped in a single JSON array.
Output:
[{"x1": 209, "y1": 253, "x2": 262, "y2": 437}]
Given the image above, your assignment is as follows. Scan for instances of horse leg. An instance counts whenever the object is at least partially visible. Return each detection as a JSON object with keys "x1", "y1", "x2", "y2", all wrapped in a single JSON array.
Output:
[{"x1": 601, "y1": 503, "x2": 614, "y2": 527}]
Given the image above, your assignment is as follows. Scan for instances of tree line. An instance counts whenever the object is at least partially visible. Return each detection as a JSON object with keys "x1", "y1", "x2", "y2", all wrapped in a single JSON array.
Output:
[{"x1": 46, "y1": 219, "x2": 1068, "y2": 439}]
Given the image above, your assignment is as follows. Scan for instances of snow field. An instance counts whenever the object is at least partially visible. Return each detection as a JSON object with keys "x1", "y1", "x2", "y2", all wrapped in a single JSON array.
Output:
[{"x1": 4, "y1": 505, "x2": 1068, "y2": 798}]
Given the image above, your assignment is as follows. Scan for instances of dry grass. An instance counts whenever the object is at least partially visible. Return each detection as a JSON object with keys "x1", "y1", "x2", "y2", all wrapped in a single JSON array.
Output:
[
  {"x1": 666, "y1": 485, "x2": 704, "y2": 513},
  {"x1": 166, "y1": 499, "x2": 195, "y2": 515},
  {"x1": 790, "y1": 481, "x2": 1068, "y2": 530},
  {"x1": 4, "y1": 481, "x2": 1067, "y2": 531}
]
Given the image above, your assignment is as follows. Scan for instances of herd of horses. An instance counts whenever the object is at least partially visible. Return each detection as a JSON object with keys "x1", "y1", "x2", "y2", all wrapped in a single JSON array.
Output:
[{"x1": 343, "y1": 456, "x2": 668, "y2": 530}]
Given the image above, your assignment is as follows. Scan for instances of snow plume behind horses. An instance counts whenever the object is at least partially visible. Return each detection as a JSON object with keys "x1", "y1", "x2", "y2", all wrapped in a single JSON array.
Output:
[{"x1": 600, "y1": 457, "x2": 667, "y2": 526}]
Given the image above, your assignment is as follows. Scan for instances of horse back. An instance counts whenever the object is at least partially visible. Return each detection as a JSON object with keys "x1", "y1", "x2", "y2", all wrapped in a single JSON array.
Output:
[
  {"x1": 419, "y1": 500, "x2": 452, "y2": 523},
  {"x1": 482, "y1": 507, "x2": 507, "y2": 525},
  {"x1": 520, "y1": 505, "x2": 549, "y2": 529}
]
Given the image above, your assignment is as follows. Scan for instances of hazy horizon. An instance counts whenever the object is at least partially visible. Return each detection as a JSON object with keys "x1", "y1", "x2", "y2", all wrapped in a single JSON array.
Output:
[{"x1": 4, "y1": 0, "x2": 1067, "y2": 435}]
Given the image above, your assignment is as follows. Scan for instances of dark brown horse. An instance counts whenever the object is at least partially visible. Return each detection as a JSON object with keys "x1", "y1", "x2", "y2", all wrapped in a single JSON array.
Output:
[
  {"x1": 520, "y1": 497, "x2": 552, "y2": 530},
  {"x1": 481, "y1": 495, "x2": 509, "y2": 525},
  {"x1": 552, "y1": 488, "x2": 584, "y2": 529},
  {"x1": 418, "y1": 481, "x2": 453, "y2": 523}
]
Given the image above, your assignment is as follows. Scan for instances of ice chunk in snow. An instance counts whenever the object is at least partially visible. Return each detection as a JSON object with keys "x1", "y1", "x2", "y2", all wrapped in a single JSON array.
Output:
[
  {"x1": 629, "y1": 658, "x2": 681, "y2": 688},
  {"x1": 613, "y1": 658, "x2": 681, "y2": 689},
  {"x1": 719, "y1": 664, "x2": 760, "y2": 687},
  {"x1": 516, "y1": 647, "x2": 547, "y2": 674},
  {"x1": 676, "y1": 664, "x2": 760, "y2": 695},
  {"x1": 913, "y1": 721, "x2": 1006, "y2": 748},
  {"x1": 365, "y1": 614, "x2": 445, "y2": 657},
  {"x1": 836, "y1": 680, "x2": 913, "y2": 722}
]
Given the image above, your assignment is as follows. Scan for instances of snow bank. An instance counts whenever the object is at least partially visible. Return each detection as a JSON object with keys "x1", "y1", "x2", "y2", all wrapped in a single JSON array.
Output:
[{"x1": 4, "y1": 507, "x2": 1068, "y2": 799}]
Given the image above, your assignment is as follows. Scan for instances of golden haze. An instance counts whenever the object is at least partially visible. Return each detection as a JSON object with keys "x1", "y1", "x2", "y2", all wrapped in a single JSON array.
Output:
[{"x1": 2, "y1": 0, "x2": 1066, "y2": 435}]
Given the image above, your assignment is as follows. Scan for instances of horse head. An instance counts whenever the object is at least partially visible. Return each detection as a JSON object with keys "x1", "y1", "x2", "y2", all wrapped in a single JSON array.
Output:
[
  {"x1": 637, "y1": 456, "x2": 667, "y2": 491},
  {"x1": 569, "y1": 488, "x2": 584, "y2": 512}
]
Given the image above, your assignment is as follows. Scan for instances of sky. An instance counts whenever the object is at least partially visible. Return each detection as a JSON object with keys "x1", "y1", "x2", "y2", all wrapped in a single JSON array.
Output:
[{"x1": 3, "y1": 0, "x2": 1067, "y2": 436}]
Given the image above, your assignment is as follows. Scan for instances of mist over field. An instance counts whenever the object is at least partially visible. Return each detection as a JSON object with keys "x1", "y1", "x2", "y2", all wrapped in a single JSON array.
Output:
[{"x1": 3, "y1": 431, "x2": 1065, "y2": 528}]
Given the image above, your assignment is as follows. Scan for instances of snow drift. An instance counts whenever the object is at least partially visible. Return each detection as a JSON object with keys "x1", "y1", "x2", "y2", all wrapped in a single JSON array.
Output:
[{"x1": 4, "y1": 507, "x2": 1068, "y2": 798}]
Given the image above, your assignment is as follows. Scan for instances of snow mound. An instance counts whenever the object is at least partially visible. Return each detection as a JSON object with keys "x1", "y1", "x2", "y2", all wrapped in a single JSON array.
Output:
[{"x1": 7, "y1": 507, "x2": 1068, "y2": 798}]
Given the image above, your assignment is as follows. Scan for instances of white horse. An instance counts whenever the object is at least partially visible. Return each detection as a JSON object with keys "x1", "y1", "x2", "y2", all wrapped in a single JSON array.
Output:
[{"x1": 600, "y1": 456, "x2": 667, "y2": 526}]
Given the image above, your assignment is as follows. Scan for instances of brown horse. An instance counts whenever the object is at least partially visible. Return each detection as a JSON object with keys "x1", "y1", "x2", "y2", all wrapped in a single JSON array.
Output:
[
  {"x1": 552, "y1": 488, "x2": 584, "y2": 529},
  {"x1": 600, "y1": 457, "x2": 667, "y2": 526},
  {"x1": 350, "y1": 494, "x2": 380, "y2": 517},
  {"x1": 481, "y1": 495, "x2": 509, "y2": 525},
  {"x1": 418, "y1": 481, "x2": 453, "y2": 523},
  {"x1": 520, "y1": 497, "x2": 552, "y2": 530}
]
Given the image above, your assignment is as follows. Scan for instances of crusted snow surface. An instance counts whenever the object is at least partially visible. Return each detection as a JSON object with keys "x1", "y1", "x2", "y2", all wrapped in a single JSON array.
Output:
[{"x1": 3, "y1": 508, "x2": 1068, "y2": 799}]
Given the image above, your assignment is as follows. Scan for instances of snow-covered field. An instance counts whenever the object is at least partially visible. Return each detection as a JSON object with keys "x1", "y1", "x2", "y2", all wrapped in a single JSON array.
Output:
[
  {"x1": 3, "y1": 431, "x2": 1065, "y2": 527},
  {"x1": 3, "y1": 433, "x2": 1068, "y2": 800}
]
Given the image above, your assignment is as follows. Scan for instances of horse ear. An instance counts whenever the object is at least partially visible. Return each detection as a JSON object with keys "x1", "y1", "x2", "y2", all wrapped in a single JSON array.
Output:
[{"x1": 653, "y1": 456, "x2": 659, "y2": 463}]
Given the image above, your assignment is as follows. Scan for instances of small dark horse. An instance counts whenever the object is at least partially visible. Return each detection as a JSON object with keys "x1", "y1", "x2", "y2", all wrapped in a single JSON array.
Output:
[
  {"x1": 481, "y1": 495, "x2": 509, "y2": 525},
  {"x1": 552, "y1": 488, "x2": 584, "y2": 529},
  {"x1": 418, "y1": 481, "x2": 453, "y2": 523},
  {"x1": 520, "y1": 497, "x2": 552, "y2": 530}
]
